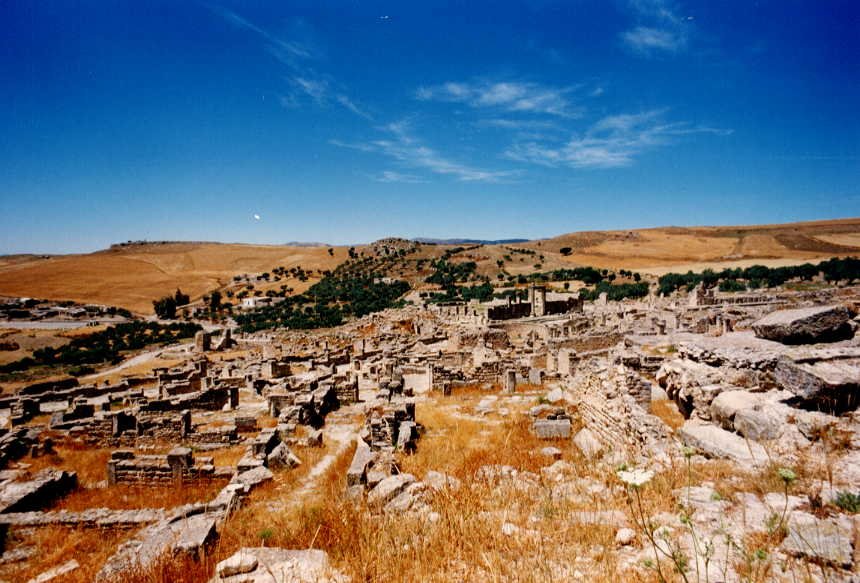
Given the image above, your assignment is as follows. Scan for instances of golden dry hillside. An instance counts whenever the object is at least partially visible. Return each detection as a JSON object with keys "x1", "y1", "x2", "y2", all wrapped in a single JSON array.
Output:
[
  {"x1": 0, "y1": 242, "x2": 348, "y2": 314},
  {"x1": 516, "y1": 217, "x2": 860, "y2": 274},
  {"x1": 1, "y1": 218, "x2": 859, "y2": 314}
]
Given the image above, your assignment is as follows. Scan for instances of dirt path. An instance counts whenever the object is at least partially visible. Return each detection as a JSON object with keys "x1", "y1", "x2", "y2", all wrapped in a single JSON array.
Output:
[
  {"x1": 82, "y1": 343, "x2": 191, "y2": 382},
  {"x1": 270, "y1": 405, "x2": 362, "y2": 512}
]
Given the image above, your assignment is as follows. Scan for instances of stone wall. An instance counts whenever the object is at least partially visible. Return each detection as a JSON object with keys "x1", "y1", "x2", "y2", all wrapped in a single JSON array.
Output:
[{"x1": 106, "y1": 448, "x2": 220, "y2": 486}]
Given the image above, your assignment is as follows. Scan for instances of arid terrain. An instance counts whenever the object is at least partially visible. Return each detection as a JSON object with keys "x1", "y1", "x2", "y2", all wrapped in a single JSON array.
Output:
[
  {"x1": 0, "y1": 243, "x2": 350, "y2": 314},
  {"x1": 0, "y1": 221, "x2": 858, "y2": 583},
  {"x1": 1, "y1": 218, "x2": 858, "y2": 314}
]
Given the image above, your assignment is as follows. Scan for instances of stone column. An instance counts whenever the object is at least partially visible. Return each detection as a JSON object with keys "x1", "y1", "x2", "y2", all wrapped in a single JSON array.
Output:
[{"x1": 503, "y1": 369, "x2": 516, "y2": 394}]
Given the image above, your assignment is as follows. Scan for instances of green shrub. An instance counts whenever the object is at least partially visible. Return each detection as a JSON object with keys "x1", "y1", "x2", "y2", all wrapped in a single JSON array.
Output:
[{"x1": 834, "y1": 491, "x2": 860, "y2": 513}]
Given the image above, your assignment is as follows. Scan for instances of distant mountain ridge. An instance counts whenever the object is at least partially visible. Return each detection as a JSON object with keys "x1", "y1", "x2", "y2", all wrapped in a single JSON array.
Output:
[{"x1": 412, "y1": 237, "x2": 530, "y2": 245}]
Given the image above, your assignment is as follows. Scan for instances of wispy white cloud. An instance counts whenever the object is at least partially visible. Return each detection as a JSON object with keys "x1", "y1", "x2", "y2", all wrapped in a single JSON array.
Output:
[
  {"x1": 505, "y1": 110, "x2": 731, "y2": 169},
  {"x1": 333, "y1": 121, "x2": 519, "y2": 183},
  {"x1": 622, "y1": 26, "x2": 684, "y2": 53},
  {"x1": 292, "y1": 77, "x2": 328, "y2": 103},
  {"x1": 373, "y1": 170, "x2": 428, "y2": 184},
  {"x1": 335, "y1": 94, "x2": 372, "y2": 120},
  {"x1": 416, "y1": 80, "x2": 582, "y2": 118},
  {"x1": 621, "y1": 0, "x2": 690, "y2": 56},
  {"x1": 476, "y1": 118, "x2": 560, "y2": 131},
  {"x1": 212, "y1": 6, "x2": 370, "y2": 119},
  {"x1": 212, "y1": 6, "x2": 312, "y2": 65}
]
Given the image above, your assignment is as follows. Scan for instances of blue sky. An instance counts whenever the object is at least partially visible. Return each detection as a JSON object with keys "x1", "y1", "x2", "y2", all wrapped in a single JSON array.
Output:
[{"x1": 1, "y1": 1, "x2": 858, "y2": 254}]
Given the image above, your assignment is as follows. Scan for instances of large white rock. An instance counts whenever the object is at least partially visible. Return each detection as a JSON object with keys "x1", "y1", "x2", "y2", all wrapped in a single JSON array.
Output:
[
  {"x1": 733, "y1": 407, "x2": 783, "y2": 441},
  {"x1": 710, "y1": 390, "x2": 760, "y2": 429},
  {"x1": 572, "y1": 428, "x2": 602, "y2": 459},
  {"x1": 217, "y1": 550, "x2": 258, "y2": 577},
  {"x1": 210, "y1": 548, "x2": 347, "y2": 583},
  {"x1": 677, "y1": 421, "x2": 768, "y2": 466},
  {"x1": 367, "y1": 473, "x2": 416, "y2": 507},
  {"x1": 781, "y1": 511, "x2": 854, "y2": 567},
  {"x1": 424, "y1": 470, "x2": 461, "y2": 492},
  {"x1": 753, "y1": 305, "x2": 852, "y2": 345}
]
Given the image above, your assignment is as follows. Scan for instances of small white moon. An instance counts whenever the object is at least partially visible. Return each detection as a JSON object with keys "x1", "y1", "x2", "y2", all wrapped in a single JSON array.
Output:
[{"x1": 253, "y1": 214, "x2": 261, "y2": 221}]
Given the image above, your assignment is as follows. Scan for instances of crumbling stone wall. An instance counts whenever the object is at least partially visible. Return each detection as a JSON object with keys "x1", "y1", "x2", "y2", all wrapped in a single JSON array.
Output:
[{"x1": 106, "y1": 448, "x2": 219, "y2": 486}]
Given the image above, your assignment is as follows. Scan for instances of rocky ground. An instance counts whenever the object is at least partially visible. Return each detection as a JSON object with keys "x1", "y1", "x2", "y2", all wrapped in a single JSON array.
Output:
[{"x1": 0, "y1": 286, "x2": 858, "y2": 582}]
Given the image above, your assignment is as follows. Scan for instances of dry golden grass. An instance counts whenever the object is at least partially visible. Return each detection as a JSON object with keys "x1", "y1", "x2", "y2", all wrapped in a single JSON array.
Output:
[
  {"x1": 523, "y1": 217, "x2": 860, "y2": 271},
  {"x1": 0, "y1": 242, "x2": 349, "y2": 314},
  {"x1": 57, "y1": 480, "x2": 229, "y2": 511},
  {"x1": 59, "y1": 324, "x2": 110, "y2": 337},
  {"x1": 25, "y1": 392, "x2": 839, "y2": 583},
  {"x1": 205, "y1": 444, "x2": 248, "y2": 468},
  {"x1": 88, "y1": 356, "x2": 186, "y2": 386},
  {"x1": 20, "y1": 443, "x2": 113, "y2": 486},
  {"x1": 0, "y1": 328, "x2": 71, "y2": 365},
  {"x1": 0, "y1": 525, "x2": 132, "y2": 583},
  {"x1": 650, "y1": 399, "x2": 685, "y2": 430}
]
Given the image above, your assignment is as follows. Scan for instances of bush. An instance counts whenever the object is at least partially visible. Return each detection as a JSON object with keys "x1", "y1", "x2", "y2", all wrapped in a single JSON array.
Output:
[
  {"x1": 657, "y1": 257, "x2": 860, "y2": 296},
  {"x1": 580, "y1": 281, "x2": 649, "y2": 302},
  {"x1": 0, "y1": 321, "x2": 201, "y2": 374},
  {"x1": 68, "y1": 365, "x2": 95, "y2": 377},
  {"x1": 719, "y1": 279, "x2": 747, "y2": 292},
  {"x1": 834, "y1": 491, "x2": 860, "y2": 513}
]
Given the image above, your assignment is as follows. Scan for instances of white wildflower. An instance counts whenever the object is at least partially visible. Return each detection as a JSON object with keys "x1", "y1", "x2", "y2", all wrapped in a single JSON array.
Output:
[{"x1": 617, "y1": 468, "x2": 654, "y2": 488}]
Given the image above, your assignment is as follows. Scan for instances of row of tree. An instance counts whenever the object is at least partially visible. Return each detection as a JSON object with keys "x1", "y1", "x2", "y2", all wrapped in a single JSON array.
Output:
[
  {"x1": 0, "y1": 321, "x2": 201, "y2": 374},
  {"x1": 657, "y1": 257, "x2": 860, "y2": 296},
  {"x1": 152, "y1": 289, "x2": 190, "y2": 319},
  {"x1": 233, "y1": 269, "x2": 411, "y2": 333}
]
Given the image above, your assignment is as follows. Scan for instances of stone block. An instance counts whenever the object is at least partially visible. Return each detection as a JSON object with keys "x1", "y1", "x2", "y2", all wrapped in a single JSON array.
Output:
[{"x1": 531, "y1": 418, "x2": 571, "y2": 440}]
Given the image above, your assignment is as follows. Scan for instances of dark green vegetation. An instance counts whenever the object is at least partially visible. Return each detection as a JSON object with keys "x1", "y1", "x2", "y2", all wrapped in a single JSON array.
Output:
[
  {"x1": 0, "y1": 321, "x2": 201, "y2": 376},
  {"x1": 235, "y1": 251, "x2": 412, "y2": 332},
  {"x1": 579, "y1": 281, "x2": 650, "y2": 302},
  {"x1": 657, "y1": 257, "x2": 860, "y2": 296},
  {"x1": 426, "y1": 282, "x2": 495, "y2": 304},
  {"x1": 520, "y1": 267, "x2": 607, "y2": 285},
  {"x1": 834, "y1": 491, "x2": 860, "y2": 513},
  {"x1": 423, "y1": 246, "x2": 494, "y2": 303},
  {"x1": 152, "y1": 289, "x2": 191, "y2": 319}
]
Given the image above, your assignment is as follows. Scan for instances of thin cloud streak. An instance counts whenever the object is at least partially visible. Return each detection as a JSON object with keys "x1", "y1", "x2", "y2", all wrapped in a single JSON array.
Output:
[
  {"x1": 416, "y1": 80, "x2": 582, "y2": 118},
  {"x1": 373, "y1": 170, "x2": 428, "y2": 184},
  {"x1": 505, "y1": 110, "x2": 731, "y2": 169},
  {"x1": 211, "y1": 6, "x2": 312, "y2": 65},
  {"x1": 333, "y1": 122, "x2": 519, "y2": 183},
  {"x1": 621, "y1": 0, "x2": 690, "y2": 55},
  {"x1": 211, "y1": 5, "x2": 370, "y2": 119}
]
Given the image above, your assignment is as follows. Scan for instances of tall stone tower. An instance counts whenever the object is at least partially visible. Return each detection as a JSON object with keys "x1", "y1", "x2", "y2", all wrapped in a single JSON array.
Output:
[{"x1": 529, "y1": 284, "x2": 547, "y2": 317}]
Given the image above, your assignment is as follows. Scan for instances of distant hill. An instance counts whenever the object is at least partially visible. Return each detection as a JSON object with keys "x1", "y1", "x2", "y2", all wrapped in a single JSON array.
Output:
[
  {"x1": 0, "y1": 218, "x2": 858, "y2": 314},
  {"x1": 412, "y1": 238, "x2": 530, "y2": 245},
  {"x1": 0, "y1": 242, "x2": 348, "y2": 314}
]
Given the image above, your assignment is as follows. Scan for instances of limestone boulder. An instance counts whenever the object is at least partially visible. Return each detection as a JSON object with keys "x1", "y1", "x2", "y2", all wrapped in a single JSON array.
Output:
[
  {"x1": 267, "y1": 442, "x2": 301, "y2": 470},
  {"x1": 710, "y1": 390, "x2": 760, "y2": 429},
  {"x1": 677, "y1": 421, "x2": 768, "y2": 466},
  {"x1": 424, "y1": 470, "x2": 461, "y2": 492},
  {"x1": 531, "y1": 418, "x2": 571, "y2": 439},
  {"x1": 346, "y1": 438, "x2": 374, "y2": 487},
  {"x1": 367, "y1": 473, "x2": 416, "y2": 508},
  {"x1": 231, "y1": 467, "x2": 273, "y2": 490},
  {"x1": 781, "y1": 511, "x2": 853, "y2": 567},
  {"x1": 733, "y1": 407, "x2": 784, "y2": 441},
  {"x1": 752, "y1": 305, "x2": 852, "y2": 345},
  {"x1": 210, "y1": 548, "x2": 347, "y2": 583},
  {"x1": 572, "y1": 428, "x2": 601, "y2": 459},
  {"x1": 774, "y1": 356, "x2": 860, "y2": 413}
]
